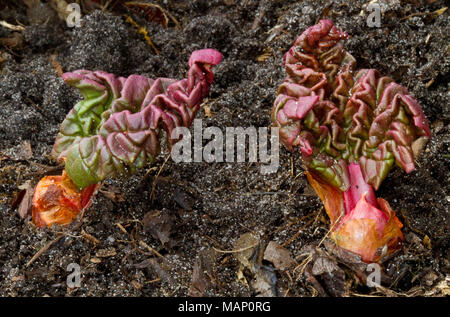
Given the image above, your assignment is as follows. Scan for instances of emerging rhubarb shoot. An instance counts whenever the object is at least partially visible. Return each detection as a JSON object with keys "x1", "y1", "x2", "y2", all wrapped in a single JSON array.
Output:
[
  {"x1": 272, "y1": 20, "x2": 431, "y2": 262},
  {"x1": 32, "y1": 171, "x2": 99, "y2": 227},
  {"x1": 32, "y1": 49, "x2": 222, "y2": 227}
]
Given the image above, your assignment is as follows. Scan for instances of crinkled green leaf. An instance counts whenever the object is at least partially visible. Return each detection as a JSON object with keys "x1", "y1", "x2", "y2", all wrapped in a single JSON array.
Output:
[
  {"x1": 272, "y1": 20, "x2": 431, "y2": 190},
  {"x1": 52, "y1": 49, "x2": 222, "y2": 189}
]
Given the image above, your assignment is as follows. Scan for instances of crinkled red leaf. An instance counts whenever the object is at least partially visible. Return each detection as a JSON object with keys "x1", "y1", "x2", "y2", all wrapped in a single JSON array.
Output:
[
  {"x1": 272, "y1": 20, "x2": 430, "y2": 191},
  {"x1": 52, "y1": 49, "x2": 222, "y2": 189}
]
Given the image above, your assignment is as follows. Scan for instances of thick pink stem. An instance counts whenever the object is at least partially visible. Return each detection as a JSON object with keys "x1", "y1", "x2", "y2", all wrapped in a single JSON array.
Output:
[{"x1": 343, "y1": 162, "x2": 378, "y2": 214}]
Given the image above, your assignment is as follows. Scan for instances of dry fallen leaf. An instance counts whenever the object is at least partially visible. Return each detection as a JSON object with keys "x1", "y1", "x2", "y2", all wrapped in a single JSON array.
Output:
[
  {"x1": 99, "y1": 185, "x2": 125, "y2": 202},
  {"x1": 173, "y1": 186, "x2": 196, "y2": 210},
  {"x1": 412, "y1": 136, "x2": 429, "y2": 159},
  {"x1": 0, "y1": 32, "x2": 24, "y2": 50},
  {"x1": 15, "y1": 181, "x2": 35, "y2": 220},
  {"x1": 263, "y1": 241, "x2": 296, "y2": 271},
  {"x1": 234, "y1": 232, "x2": 260, "y2": 270},
  {"x1": 250, "y1": 266, "x2": 277, "y2": 297},
  {"x1": 323, "y1": 239, "x2": 393, "y2": 286},
  {"x1": 422, "y1": 270, "x2": 439, "y2": 287},
  {"x1": 188, "y1": 248, "x2": 217, "y2": 297},
  {"x1": 311, "y1": 255, "x2": 347, "y2": 297},
  {"x1": 232, "y1": 233, "x2": 277, "y2": 296},
  {"x1": 422, "y1": 235, "x2": 432, "y2": 249},
  {"x1": 296, "y1": 244, "x2": 348, "y2": 296},
  {"x1": 142, "y1": 210, "x2": 174, "y2": 246},
  {"x1": 251, "y1": 267, "x2": 277, "y2": 297}
]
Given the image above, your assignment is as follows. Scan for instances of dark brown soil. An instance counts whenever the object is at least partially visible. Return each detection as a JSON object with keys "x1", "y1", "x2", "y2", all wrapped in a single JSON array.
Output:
[{"x1": 0, "y1": 0, "x2": 448, "y2": 297}]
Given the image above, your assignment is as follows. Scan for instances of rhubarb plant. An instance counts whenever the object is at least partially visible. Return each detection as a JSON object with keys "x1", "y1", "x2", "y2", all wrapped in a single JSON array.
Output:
[
  {"x1": 272, "y1": 20, "x2": 431, "y2": 262},
  {"x1": 32, "y1": 49, "x2": 222, "y2": 227}
]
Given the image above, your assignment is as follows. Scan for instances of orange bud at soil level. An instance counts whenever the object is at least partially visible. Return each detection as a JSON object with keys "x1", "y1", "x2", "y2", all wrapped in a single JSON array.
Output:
[
  {"x1": 32, "y1": 171, "x2": 97, "y2": 228},
  {"x1": 307, "y1": 170, "x2": 403, "y2": 263},
  {"x1": 332, "y1": 195, "x2": 404, "y2": 262}
]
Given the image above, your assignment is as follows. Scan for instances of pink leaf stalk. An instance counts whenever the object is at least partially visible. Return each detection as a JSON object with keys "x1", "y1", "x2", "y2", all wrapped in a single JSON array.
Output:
[
  {"x1": 272, "y1": 20, "x2": 430, "y2": 262},
  {"x1": 32, "y1": 49, "x2": 222, "y2": 227}
]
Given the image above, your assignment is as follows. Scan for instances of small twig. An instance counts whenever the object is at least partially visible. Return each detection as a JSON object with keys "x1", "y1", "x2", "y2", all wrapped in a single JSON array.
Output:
[
  {"x1": 164, "y1": 9, "x2": 182, "y2": 31},
  {"x1": 139, "y1": 240, "x2": 164, "y2": 258},
  {"x1": 293, "y1": 253, "x2": 313, "y2": 277},
  {"x1": 26, "y1": 234, "x2": 64, "y2": 267},
  {"x1": 81, "y1": 229, "x2": 100, "y2": 245},
  {"x1": 350, "y1": 292, "x2": 383, "y2": 297},
  {"x1": 204, "y1": 234, "x2": 223, "y2": 249},
  {"x1": 116, "y1": 222, "x2": 129, "y2": 234},
  {"x1": 101, "y1": 0, "x2": 113, "y2": 11},
  {"x1": 212, "y1": 242, "x2": 259, "y2": 254},
  {"x1": 272, "y1": 212, "x2": 315, "y2": 234},
  {"x1": 142, "y1": 166, "x2": 158, "y2": 180},
  {"x1": 150, "y1": 155, "x2": 171, "y2": 203},
  {"x1": 290, "y1": 156, "x2": 294, "y2": 176},
  {"x1": 293, "y1": 171, "x2": 304, "y2": 181},
  {"x1": 52, "y1": 231, "x2": 81, "y2": 239},
  {"x1": 0, "y1": 21, "x2": 25, "y2": 31},
  {"x1": 316, "y1": 212, "x2": 343, "y2": 249},
  {"x1": 121, "y1": 243, "x2": 137, "y2": 265},
  {"x1": 116, "y1": 239, "x2": 133, "y2": 243},
  {"x1": 124, "y1": 15, "x2": 160, "y2": 54},
  {"x1": 145, "y1": 277, "x2": 162, "y2": 284},
  {"x1": 281, "y1": 217, "x2": 316, "y2": 247},
  {"x1": 400, "y1": 7, "x2": 447, "y2": 21},
  {"x1": 284, "y1": 270, "x2": 293, "y2": 284}
]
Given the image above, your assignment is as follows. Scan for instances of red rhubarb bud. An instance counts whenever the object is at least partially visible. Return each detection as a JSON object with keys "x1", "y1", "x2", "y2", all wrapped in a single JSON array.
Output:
[
  {"x1": 333, "y1": 194, "x2": 403, "y2": 262},
  {"x1": 307, "y1": 166, "x2": 403, "y2": 263},
  {"x1": 32, "y1": 171, "x2": 98, "y2": 228}
]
